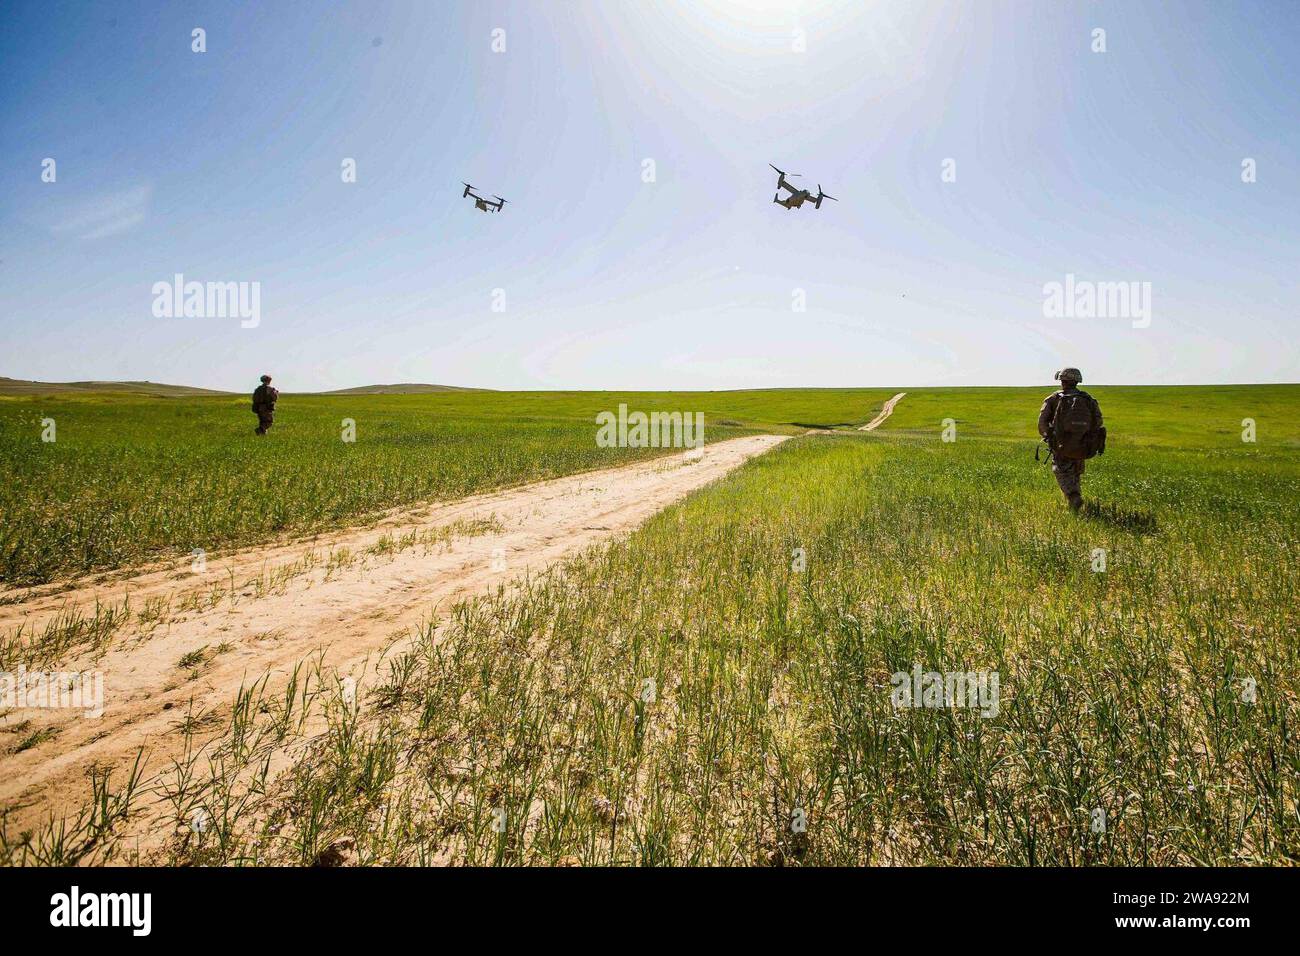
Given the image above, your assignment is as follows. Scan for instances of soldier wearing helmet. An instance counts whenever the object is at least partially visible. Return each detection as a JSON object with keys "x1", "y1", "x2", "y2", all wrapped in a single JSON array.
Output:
[
  {"x1": 1037, "y1": 368, "x2": 1104, "y2": 511},
  {"x1": 252, "y1": 374, "x2": 279, "y2": 435}
]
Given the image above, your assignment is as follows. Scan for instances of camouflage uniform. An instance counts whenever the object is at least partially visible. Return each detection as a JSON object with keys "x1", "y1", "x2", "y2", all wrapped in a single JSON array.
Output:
[
  {"x1": 253, "y1": 382, "x2": 278, "y2": 435},
  {"x1": 1038, "y1": 372, "x2": 1101, "y2": 511},
  {"x1": 1049, "y1": 451, "x2": 1085, "y2": 505}
]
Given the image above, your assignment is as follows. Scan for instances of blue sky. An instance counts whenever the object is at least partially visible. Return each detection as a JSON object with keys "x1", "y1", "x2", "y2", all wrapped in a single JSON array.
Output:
[{"x1": 2, "y1": 0, "x2": 1297, "y2": 390}]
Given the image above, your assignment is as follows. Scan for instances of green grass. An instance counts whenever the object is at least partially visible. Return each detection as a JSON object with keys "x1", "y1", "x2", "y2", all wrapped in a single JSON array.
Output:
[
  {"x1": 267, "y1": 420, "x2": 1294, "y2": 865},
  {"x1": 10, "y1": 384, "x2": 1293, "y2": 866},
  {"x1": 2, "y1": 384, "x2": 1290, "y2": 587},
  {"x1": 0, "y1": 389, "x2": 900, "y2": 586},
  {"x1": 886, "y1": 384, "x2": 1300, "y2": 449}
]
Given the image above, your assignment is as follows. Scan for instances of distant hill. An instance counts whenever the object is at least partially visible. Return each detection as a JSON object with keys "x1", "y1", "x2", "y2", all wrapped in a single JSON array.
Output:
[
  {"x1": 314, "y1": 383, "x2": 488, "y2": 395},
  {"x1": 0, "y1": 376, "x2": 232, "y2": 397},
  {"x1": 0, "y1": 377, "x2": 487, "y2": 397}
]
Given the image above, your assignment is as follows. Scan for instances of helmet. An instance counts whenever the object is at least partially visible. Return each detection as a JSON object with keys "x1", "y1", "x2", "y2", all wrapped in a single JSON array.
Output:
[
  {"x1": 1054, "y1": 368, "x2": 1082, "y2": 385},
  {"x1": 260, "y1": 375, "x2": 272, "y2": 383}
]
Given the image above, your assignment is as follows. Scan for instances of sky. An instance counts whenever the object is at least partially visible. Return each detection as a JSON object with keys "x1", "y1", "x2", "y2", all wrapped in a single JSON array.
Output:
[{"x1": 1, "y1": 0, "x2": 1297, "y2": 391}]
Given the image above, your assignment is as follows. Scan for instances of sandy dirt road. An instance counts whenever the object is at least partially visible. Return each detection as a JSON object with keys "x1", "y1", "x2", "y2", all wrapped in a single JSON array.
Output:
[
  {"x1": 802, "y1": 392, "x2": 906, "y2": 436},
  {"x1": 0, "y1": 435, "x2": 787, "y2": 839},
  {"x1": 860, "y1": 392, "x2": 906, "y2": 430}
]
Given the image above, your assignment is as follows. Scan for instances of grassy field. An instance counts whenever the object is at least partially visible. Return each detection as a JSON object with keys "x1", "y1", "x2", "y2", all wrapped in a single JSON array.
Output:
[
  {"x1": 886, "y1": 384, "x2": 1300, "y2": 449},
  {"x1": 2, "y1": 384, "x2": 1289, "y2": 587},
  {"x1": 0, "y1": 389, "x2": 897, "y2": 586},
  {"x1": 7, "y1": 383, "x2": 1294, "y2": 866}
]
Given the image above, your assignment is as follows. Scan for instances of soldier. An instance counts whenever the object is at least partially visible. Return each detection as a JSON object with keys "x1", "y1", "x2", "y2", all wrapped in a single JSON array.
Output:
[
  {"x1": 1038, "y1": 368, "x2": 1104, "y2": 511},
  {"x1": 252, "y1": 374, "x2": 278, "y2": 435}
]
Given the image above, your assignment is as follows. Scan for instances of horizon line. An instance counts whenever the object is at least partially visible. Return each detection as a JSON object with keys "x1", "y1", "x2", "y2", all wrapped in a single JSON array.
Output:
[{"x1": 4, "y1": 375, "x2": 1300, "y2": 395}]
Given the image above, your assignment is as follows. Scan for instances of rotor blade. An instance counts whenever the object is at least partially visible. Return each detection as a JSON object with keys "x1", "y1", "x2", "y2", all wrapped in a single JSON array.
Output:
[
  {"x1": 493, "y1": 196, "x2": 507, "y2": 203},
  {"x1": 768, "y1": 163, "x2": 784, "y2": 175}
]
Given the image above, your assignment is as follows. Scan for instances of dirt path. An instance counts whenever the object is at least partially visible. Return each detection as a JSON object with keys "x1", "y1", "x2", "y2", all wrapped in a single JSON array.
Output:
[
  {"x1": 860, "y1": 392, "x2": 906, "y2": 430},
  {"x1": 0, "y1": 435, "x2": 787, "y2": 838},
  {"x1": 802, "y1": 392, "x2": 906, "y2": 436}
]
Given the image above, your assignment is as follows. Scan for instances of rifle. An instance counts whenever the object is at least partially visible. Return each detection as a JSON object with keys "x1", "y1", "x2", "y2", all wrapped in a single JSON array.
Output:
[{"x1": 1034, "y1": 436, "x2": 1053, "y2": 463}]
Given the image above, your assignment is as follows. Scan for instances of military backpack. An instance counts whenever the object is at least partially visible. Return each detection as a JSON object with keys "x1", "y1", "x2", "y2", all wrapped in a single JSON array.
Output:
[
  {"x1": 1049, "y1": 390, "x2": 1105, "y2": 459},
  {"x1": 252, "y1": 384, "x2": 275, "y2": 413}
]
